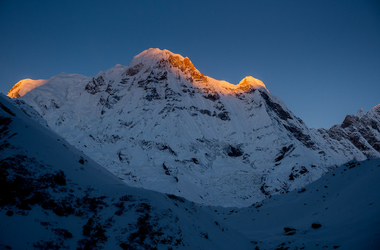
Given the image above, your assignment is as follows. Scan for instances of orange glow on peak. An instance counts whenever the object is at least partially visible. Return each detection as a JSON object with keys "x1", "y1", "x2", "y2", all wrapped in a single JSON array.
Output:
[
  {"x1": 7, "y1": 78, "x2": 49, "y2": 98},
  {"x1": 238, "y1": 76, "x2": 266, "y2": 89},
  {"x1": 200, "y1": 76, "x2": 267, "y2": 95}
]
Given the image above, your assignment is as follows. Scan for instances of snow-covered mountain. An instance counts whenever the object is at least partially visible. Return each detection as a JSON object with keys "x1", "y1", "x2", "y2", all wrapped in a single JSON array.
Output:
[
  {"x1": 1, "y1": 94, "x2": 379, "y2": 249},
  {"x1": 7, "y1": 48, "x2": 380, "y2": 207}
]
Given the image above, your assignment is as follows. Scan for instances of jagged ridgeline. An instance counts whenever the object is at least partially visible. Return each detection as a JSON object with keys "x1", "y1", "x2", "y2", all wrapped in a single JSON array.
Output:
[{"x1": 8, "y1": 48, "x2": 380, "y2": 207}]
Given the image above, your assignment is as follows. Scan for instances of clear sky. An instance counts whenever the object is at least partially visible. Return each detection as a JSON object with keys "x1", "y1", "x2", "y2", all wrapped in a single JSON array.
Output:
[{"x1": 1, "y1": 0, "x2": 379, "y2": 129}]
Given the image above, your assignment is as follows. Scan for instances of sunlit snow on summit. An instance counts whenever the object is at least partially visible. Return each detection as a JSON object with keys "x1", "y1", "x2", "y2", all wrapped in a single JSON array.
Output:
[
  {"x1": 8, "y1": 48, "x2": 268, "y2": 99},
  {"x1": 7, "y1": 78, "x2": 49, "y2": 98}
]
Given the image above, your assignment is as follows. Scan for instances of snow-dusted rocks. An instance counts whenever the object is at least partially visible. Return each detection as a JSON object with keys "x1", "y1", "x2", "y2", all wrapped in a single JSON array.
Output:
[
  {"x1": 7, "y1": 48, "x2": 380, "y2": 207},
  {"x1": 320, "y1": 105, "x2": 380, "y2": 159}
]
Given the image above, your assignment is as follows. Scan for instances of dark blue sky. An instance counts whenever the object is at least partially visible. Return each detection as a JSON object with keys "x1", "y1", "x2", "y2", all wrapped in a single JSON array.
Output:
[{"x1": 1, "y1": 0, "x2": 379, "y2": 128}]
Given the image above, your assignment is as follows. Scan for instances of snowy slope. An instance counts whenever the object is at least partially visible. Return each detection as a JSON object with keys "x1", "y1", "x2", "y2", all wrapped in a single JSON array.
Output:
[
  {"x1": 1, "y1": 94, "x2": 379, "y2": 249},
  {"x1": 0, "y1": 94, "x2": 252, "y2": 249},
  {"x1": 8, "y1": 48, "x2": 380, "y2": 207}
]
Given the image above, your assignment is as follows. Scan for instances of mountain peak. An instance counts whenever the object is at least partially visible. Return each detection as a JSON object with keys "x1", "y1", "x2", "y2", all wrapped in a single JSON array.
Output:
[
  {"x1": 128, "y1": 48, "x2": 208, "y2": 85},
  {"x1": 129, "y1": 48, "x2": 183, "y2": 66},
  {"x1": 130, "y1": 48, "x2": 268, "y2": 94},
  {"x1": 238, "y1": 76, "x2": 267, "y2": 90},
  {"x1": 7, "y1": 78, "x2": 49, "y2": 98},
  {"x1": 8, "y1": 48, "x2": 269, "y2": 99},
  {"x1": 355, "y1": 108, "x2": 366, "y2": 118}
]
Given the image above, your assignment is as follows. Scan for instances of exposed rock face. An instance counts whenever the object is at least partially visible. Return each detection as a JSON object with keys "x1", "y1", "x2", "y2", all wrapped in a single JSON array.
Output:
[
  {"x1": 8, "y1": 48, "x2": 380, "y2": 207},
  {"x1": 320, "y1": 105, "x2": 380, "y2": 158},
  {"x1": 168, "y1": 55, "x2": 208, "y2": 83}
]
